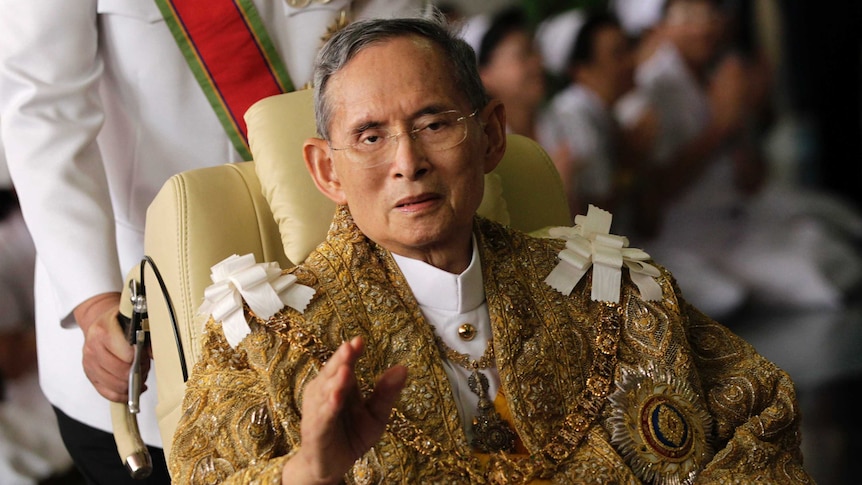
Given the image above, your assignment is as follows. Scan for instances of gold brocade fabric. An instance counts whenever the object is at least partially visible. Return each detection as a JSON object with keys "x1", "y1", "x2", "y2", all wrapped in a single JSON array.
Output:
[{"x1": 169, "y1": 206, "x2": 813, "y2": 484}]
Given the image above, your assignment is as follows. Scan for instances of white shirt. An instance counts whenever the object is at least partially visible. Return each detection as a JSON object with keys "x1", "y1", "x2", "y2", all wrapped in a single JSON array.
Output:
[
  {"x1": 540, "y1": 84, "x2": 618, "y2": 202},
  {"x1": 392, "y1": 241, "x2": 499, "y2": 442}
]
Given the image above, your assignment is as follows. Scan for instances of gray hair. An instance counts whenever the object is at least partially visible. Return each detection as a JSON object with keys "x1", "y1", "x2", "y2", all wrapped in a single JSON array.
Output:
[{"x1": 311, "y1": 10, "x2": 489, "y2": 141}]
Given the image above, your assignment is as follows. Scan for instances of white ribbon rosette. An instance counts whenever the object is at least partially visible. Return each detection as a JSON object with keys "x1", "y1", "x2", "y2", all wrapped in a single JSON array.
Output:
[
  {"x1": 198, "y1": 253, "x2": 316, "y2": 348},
  {"x1": 544, "y1": 205, "x2": 662, "y2": 303}
]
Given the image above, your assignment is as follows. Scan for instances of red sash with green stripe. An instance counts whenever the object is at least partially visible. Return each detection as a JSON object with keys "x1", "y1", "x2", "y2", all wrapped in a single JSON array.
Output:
[{"x1": 155, "y1": 0, "x2": 295, "y2": 160}]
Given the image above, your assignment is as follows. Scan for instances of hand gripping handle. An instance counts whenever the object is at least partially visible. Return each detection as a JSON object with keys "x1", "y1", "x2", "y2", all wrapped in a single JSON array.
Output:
[{"x1": 111, "y1": 271, "x2": 153, "y2": 478}]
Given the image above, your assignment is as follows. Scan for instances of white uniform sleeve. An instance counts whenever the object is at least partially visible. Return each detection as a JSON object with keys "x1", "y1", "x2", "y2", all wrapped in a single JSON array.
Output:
[{"x1": 0, "y1": 0, "x2": 122, "y2": 326}]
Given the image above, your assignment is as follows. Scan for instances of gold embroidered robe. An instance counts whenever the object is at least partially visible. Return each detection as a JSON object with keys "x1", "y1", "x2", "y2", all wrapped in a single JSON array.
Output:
[{"x1": 169, "y1": 207, "x2": 812, "y2": 484}]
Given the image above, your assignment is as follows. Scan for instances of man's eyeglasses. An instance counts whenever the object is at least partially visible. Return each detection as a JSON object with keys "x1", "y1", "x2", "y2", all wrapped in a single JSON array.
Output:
[{"x1": 329, "y1": 110, "x2": 479, "y2": 168}]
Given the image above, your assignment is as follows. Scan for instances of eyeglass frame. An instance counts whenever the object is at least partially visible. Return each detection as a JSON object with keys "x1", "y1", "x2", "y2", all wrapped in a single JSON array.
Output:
[{"x1": 326, "y1": 109, "x2": 480, "y2": 168}]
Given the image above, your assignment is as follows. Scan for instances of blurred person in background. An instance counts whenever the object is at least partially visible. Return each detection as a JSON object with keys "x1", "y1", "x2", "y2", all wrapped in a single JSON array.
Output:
[
  {"x1": 615, "y1": 0, "x2": 862, "y2": 319},
  {"x1": 538, "y1": 9, "x2": 658, "y2": 230},
  {"x1": 460, "y1": 5, "x2": 548, "y2": 142}
]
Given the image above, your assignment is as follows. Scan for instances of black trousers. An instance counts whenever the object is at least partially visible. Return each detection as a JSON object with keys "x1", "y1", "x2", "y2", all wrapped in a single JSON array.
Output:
[{"x1": 53, "y1": 406, "x2": 171, "y2": 484}]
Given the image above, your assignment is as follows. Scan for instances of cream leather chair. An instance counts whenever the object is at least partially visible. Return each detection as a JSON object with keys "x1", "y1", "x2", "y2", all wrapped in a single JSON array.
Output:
[{"x1": 113, "y1": 88, "x2": 572, "y2": 476}]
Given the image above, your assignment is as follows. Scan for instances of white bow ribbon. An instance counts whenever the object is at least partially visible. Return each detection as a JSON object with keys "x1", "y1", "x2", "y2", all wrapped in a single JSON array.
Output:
[
  {"x1": 198, "y1": 253, "x2": 316, "y2": 348},
  {"x1": 544, "y1": 205, "x2": 662, "y2": 303}
]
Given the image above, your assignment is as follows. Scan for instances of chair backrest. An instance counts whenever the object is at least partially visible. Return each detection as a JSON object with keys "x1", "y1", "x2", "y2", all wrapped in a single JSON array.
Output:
[{"x1": 139, "y1": 89, "x2": 571, "y2": 458}]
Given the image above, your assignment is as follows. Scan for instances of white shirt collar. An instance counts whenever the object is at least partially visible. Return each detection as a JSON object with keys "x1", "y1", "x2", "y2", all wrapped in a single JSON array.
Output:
[{"x1": 391, "y1": 238, "x2": 484, "y2": 314}]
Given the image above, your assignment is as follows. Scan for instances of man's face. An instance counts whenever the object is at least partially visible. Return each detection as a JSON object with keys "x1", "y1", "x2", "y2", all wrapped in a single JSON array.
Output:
[
  {"x1": 586, "y1": 25, "x2": 635, "y2": 103},
  {"x1": 311, "y1": 35, "x2": 503, "y2": 266},
  {"x1": 480, "y1": 30, "x2": 546, "y2": 107},
  {"x1": 663, "y1": 0, "x2": 724, "y2": 70}
]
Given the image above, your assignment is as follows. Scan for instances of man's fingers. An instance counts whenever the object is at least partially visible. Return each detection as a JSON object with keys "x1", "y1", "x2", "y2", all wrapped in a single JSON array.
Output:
[
  {"x1": 105, "y1": 311, "x2": 135, "y2": 363},
  {"x1": 321, "y1": 336, "x2": 363, "y2": 379},
  {"x1": 84, "y1": 310, "x2": 135, "y2": 363},
  {"x1": 307, "y1": 337, "x2": 363, "y2": 415},
  {"x1": 366, "y1": 365, "x2": 407, "y2": 424},
  {"x1": 82, "y1": 357, "x2": 129, "y2": 402},
  {"x1": 312, "y1": 337, "x2": 405, "y2": 425},
  {"x1": 81, "y1": 311, "x2": 137, "y2": 401}
]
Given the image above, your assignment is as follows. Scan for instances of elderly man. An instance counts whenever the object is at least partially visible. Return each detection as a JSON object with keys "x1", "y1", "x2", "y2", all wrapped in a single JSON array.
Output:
[{"x1": 169, "y1": 13, "x2": 812, "y2": 484}]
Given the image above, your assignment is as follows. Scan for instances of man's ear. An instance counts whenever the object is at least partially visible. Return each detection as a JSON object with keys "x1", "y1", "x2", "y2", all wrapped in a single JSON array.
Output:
[
  {"x1": 304, "y1": 138, "x2": 347, "y2": 204},
  {"x1": 480, "y1": 99, "x2": 507, "y2": 174}
]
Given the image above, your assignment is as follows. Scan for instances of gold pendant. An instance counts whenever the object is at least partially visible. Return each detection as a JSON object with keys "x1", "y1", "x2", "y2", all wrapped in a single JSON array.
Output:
[{"x1": 468, "y1": 370, "x2": 517, "y2": 453}]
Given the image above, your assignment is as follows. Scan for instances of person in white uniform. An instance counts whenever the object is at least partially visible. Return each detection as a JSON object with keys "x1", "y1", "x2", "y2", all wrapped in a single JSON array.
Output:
[{"x1": 0, "y1": 1, "x2": 423, "y2": 483}]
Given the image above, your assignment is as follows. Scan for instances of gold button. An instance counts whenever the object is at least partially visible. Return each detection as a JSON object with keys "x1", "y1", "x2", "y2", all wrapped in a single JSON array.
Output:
[{"x1": 458, "y1": 323, "x2": 477, "y2": 341}]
